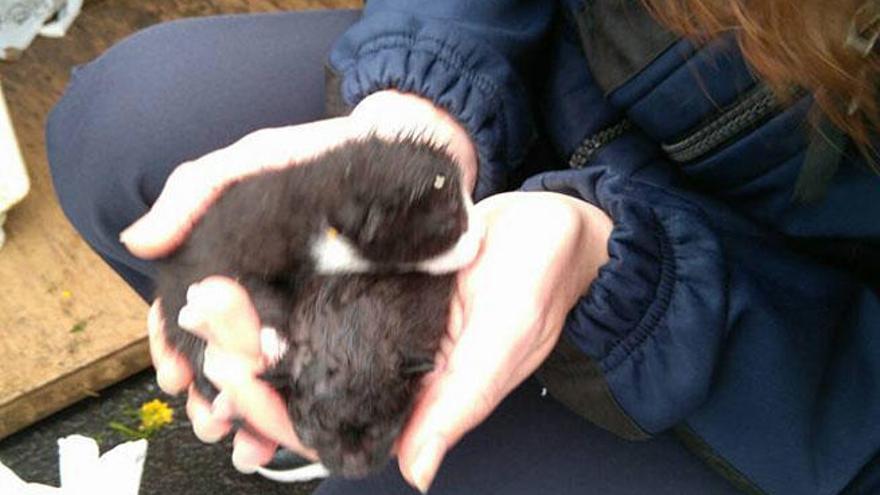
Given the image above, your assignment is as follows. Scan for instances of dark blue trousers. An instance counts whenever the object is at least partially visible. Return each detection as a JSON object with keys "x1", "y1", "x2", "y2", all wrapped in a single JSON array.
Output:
[{"x1": 46, "y1": 11, "x2": 740, "y2": 494}]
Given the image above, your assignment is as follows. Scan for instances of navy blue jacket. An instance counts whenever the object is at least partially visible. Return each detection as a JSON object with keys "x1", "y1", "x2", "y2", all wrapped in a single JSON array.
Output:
[{"x1": 328, "y1": 1, "x2": 880, "y2": 493}]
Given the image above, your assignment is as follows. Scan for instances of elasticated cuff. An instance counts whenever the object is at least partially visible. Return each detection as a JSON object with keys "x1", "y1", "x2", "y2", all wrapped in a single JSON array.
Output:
[
  {"x1": 329, "y1": 12, "x2": 536, "y2": 200},
  {"x1": 524, "y1": 162, "x2": 728, "y2": 434}
]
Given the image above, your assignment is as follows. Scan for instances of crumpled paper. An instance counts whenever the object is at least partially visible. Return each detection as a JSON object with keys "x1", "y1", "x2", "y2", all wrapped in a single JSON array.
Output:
[
  {"x1": 0, "y1": 0, "x2": 83, "y2": 60},
  {"x1": 0, "y1": 81, "x2": 31, "y2": 250},
  {"x1": 0, "y1": 435, "x2": 148, "y2": 495},
  {"x1": 38, "y1": 0, "x2": 82, "y2": 38}
]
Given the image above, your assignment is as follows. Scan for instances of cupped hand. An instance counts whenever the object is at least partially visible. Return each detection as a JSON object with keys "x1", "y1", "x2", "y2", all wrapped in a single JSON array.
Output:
[
  {"x1": 121, "y1": 90, "x2": 477, "y2": 259},
  {"x1": 133, "y1": 90, "x2": 478, "y2": 471},
  {"x1": 395, "y1": 191, "x2": 613, "y2": 493},
  {"x1": 147, "y1": 278, "x2": 317, "y2": 471}
]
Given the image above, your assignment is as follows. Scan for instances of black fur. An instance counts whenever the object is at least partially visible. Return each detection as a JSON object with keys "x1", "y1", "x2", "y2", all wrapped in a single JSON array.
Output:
[{"x1": 156, "y1": 136, "x2": 465, "y2": 477}]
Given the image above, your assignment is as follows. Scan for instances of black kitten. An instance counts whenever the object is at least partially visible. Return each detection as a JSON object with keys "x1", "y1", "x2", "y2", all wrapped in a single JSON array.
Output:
[{"x1": 156, "y1": 136, "x2": 480, "y2": 478}]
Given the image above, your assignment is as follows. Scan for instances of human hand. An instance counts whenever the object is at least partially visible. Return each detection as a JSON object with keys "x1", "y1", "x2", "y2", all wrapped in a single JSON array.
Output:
[
  {"x1": 395, "y1": 191, "x2": 613, "y2": 492},
  {"x1": 133, "y1": 90, "x2": 478, "y2": 471},
  {"x1": 120, "y1": 90, "x2": 477, "y2": 258},
  {"x1": 147, "y1": 278, "x2": 318, "y2": 470}
]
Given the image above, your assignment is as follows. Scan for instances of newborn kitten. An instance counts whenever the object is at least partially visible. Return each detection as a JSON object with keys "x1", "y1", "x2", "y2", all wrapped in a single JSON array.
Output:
[{"x1": 156, "y1": 136, "x2": 480, "y2": 478}]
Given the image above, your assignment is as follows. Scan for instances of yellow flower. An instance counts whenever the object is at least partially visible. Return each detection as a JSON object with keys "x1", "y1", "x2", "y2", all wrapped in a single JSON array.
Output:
[{"x1": 138, "y1": 399, "x2": 173, "y2": 431}]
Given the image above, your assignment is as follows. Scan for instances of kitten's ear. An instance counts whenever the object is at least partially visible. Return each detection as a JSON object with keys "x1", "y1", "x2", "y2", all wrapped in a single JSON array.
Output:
[{"x1": 400, "y1": 356, "x2": 435, "y2": 376}]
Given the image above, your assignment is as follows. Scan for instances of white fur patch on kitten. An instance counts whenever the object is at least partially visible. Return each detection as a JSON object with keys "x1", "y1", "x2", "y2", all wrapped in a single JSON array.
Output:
[
  {"x1": 414, "y1": 193, "x2": 483, "y2": 274},
  {"x1": 260, "y1": 326, "x2": 289, "y2": 366},
  {"x1": 311, "y1": 229, "x2": 374, "y2": 274},
  {"x1": 310, "y1": 190, "x2": 483, "y2": 275}
]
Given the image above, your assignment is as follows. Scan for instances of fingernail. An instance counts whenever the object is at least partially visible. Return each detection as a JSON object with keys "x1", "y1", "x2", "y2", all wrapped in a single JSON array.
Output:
[
  {"x1": 410, "y1": 436, "x2": 445, "y2": 494},
  {"x1": 186, "y1": 282, "x2": 203, "y2": 303},
  {"x1": 177, "y1": 304, "x2": 202, "y2": 330},
  {"x1": 232, "y1": 447, "x2": 259, "y2": 474},
  {"x1": 119, "y1": 221, "x2": 145, "y2": 245},
  {"x1": 193, "y1": 407, "x2": 225, "y2": 444},
  {"x1": 211, "y1": 392, "x2": 235, "y2": 421},
  {"x1": 147, "y1": 318, "x2": 158, "y2": 337},
  {"x1": 202, "y1": 348, "x2": 237, "y2": 386},
  {"x1": 119, "y1": 227, "x2": 133, "y2": 245},
  {"x1": 155, "y1": 365, "x2": 179, "y2": 395}
]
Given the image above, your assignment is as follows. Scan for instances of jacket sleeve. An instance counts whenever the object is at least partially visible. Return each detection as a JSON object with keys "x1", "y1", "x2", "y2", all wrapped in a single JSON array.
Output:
[
  {"x1": 328, "y1": 0, "x2": 556, "y2": 199},
  {"x1": 524, "y1": 138, "x2": 730, "y2": 438},
  {"x1": 524, "y1": 134, "x2": 880, "y2": 492}
]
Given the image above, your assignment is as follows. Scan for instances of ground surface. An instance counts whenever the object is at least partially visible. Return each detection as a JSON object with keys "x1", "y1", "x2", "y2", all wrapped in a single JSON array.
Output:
[
  {"x1": 0, "y1": 1, "x2": 356, "y2": 493},
  {"x1": 0, "y1": 370, "x2": 324, "y2": 494}
]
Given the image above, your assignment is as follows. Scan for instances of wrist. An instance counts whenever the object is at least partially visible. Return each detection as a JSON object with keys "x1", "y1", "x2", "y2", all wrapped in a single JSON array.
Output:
[
  {"x1": 573, "y1": 199, "x2": 613, "y2": 283},
  {"x1": 349, "y1": 90, "x2": 478, "y2": 194},
  {"x1": 546, "y1": 195, "x2": 613, "y2": 328}
]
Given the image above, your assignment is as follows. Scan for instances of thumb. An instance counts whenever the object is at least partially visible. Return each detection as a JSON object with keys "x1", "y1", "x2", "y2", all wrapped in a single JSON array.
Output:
[
  {"x1": 120, "y1": 118, "x2": 353, "y2": 259},
  {"x1": 397, "y1": 364, "x2": 497, "y2": 493},
  {"x1": 119, "y1": 155, "x2": 239, "y2": 259},
  {"x1": 397, "y1": 313, "x2": 517, "y2": 492}
]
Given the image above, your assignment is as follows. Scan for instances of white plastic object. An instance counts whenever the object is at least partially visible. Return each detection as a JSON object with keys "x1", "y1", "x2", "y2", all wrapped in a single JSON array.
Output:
[
  {"x1": 0, "y1": 435, "x2": 148, "y2": 494},
  {"x1": 0, "y1": 0, "x2": 81, "y2": 60},
  {"x1": 256, "y1": 462, "x2": 331, "y2": 483},
  {"x1": 38, "y1": 0, "x2": 82, "y2": 38},
  {"x1": 0, "y1": 81, "x2": 30, "y2": 249}
]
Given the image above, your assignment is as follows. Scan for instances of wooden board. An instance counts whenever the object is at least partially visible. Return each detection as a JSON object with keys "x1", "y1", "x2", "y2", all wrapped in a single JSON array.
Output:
[{"x1": 0, "y1": 0, "x2": 359, "y2": 440}]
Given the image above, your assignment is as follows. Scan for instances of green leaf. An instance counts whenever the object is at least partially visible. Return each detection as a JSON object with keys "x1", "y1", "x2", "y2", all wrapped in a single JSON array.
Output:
[
  {"x1": 108, "y1": 421, "x2": 145, "y2": 440},
  {"x1": 69, "y1": 320, "x2": 88, "y2": 333}
]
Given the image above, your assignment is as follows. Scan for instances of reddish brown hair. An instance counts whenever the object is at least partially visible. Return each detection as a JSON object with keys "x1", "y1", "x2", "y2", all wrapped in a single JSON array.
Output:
[{"x1": 642, "y1": 0, "x2": 879, "y2": 156}]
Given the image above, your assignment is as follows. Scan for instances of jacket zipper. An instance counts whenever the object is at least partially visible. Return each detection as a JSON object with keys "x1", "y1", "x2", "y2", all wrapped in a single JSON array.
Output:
[
  {"x1": 568, "y1": 84, "x2": 797, "y2": 169},
  {"x1": 661, "y1": 83, "x2": 783, "y2": 163},
  {"x1": 569, "y1": 120, "x2": 632, "y2": 169}
]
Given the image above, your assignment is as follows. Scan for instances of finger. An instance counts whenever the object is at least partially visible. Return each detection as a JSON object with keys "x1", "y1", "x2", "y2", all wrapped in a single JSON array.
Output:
[
  {"x1": 120, "y1": 118, "x2": 351, "y2": 259},
  {"x1": 186, "y1": 385, "x2": 232, "y2": 443},
  {"x1": 397, "y1": 360, "x2": 498, "y2": 493},
  {"x1": 445, "y1": 275, "x2": 468, "y2": 343},
  {"x1": 148, "y1": 300, "x2": 192, "y2": 395},
  {"x1": 397, "y1": 308, "x2": 520, "y2": 492},
  {"x1": 231, "y1": 427, "x2": 278, "y2": 474},
  {"x1": 201, "y1": 344, "x2": 316, "y2": 457},
  {"x1": 179, "y1": 276, "x2": 263, "y2": 360},
  {"x1": 398, "y1": 274, "x2": 539, "y2": 492}
]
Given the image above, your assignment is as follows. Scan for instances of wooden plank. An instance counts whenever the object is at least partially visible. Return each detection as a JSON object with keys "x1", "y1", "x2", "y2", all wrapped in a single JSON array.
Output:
[{"x1": 0, "y1": 0, "x2": 359, "y2": 440}]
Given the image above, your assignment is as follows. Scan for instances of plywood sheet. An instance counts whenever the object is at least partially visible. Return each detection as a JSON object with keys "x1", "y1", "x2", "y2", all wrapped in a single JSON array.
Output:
[{"x1": 0, "y1": 0, "x2": 359, "y2": 440}]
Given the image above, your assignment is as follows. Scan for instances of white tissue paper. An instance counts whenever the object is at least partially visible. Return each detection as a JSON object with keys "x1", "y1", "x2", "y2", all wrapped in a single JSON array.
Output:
[
  {"x1": 0, "y1": 435, "x2": 148, "y2": 495},
  {"x1": 37, "y1": 0, "x2": 81, "y2": 38},
  {"x1": 0, "y1": 0, "x2": 82, "y2": 60},
  {"x1": 0, "y1": 81, "x2": 30, "y2": 249}
]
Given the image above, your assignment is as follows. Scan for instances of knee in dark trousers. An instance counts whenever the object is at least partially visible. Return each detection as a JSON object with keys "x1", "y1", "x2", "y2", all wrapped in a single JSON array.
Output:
[{"x1": 46, "y1": 10, "x2": 361, "y2": 298}]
